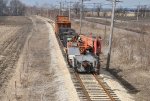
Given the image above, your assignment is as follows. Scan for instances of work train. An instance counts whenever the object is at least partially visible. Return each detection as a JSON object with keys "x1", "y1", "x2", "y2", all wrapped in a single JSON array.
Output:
[{"x1": 55, "y1": 15, "x2": 101, "y2": 74}]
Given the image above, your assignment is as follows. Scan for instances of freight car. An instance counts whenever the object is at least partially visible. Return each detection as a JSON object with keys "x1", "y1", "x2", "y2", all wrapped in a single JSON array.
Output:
[
  {"x1": 55, "y1": 15, "x2": 101, "y2": 74},
  {"x1": 55, "y1": 15, "x2": 77, "y2": 47}
]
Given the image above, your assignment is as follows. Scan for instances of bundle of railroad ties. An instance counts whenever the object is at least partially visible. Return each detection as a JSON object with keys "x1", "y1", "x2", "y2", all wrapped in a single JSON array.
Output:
[{"x1": 55, "y1": 15, "x2": 102, "y2": 74}]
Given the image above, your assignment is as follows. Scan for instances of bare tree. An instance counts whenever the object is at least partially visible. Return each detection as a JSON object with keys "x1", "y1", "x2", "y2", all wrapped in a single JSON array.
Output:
[
  {"x1": 103, "y1": 11, "x2": 108, "y2": 17},
  {"x1": 116, "y1": 7, "x2": 123, "y2": 17},
  {"x1": 0, "y1": 0, "x2": 8, "y2": 16},
  {"x1": 73, "y1": 2, "x2": 80, "y2": 16},
  {"x1": 135, "y1": 5, "x2": 148, "y2": 19},
  {"x1": 10, "y1": 0, "x2": 25, "y2": 16},
  {"x1": 96, "y1": 4, "x2": 102, "y2": 17},
  {"x1": 148, "y1": 6, "x2": 150, "y2": 17},
  {"x1": 123, "y1": 8, "x2": 128, "y2": 17},
  {"x1": 139, "y1": 5, "x2": 147, "y2": 18}
]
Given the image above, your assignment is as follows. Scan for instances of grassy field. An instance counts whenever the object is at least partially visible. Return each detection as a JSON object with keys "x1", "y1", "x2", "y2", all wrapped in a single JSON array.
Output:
[{"x1": 72, "y1": 19, "x2": 150, "y2": 101}]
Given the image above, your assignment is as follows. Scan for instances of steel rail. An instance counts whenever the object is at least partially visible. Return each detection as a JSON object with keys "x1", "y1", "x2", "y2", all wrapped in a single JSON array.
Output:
[
  {"x1": 47, "y1": 19, "x2": 117, "y2": 101},
  {"x1": 74, "y1": 72, "x2": 92, "y2": 101},
  {"x1": 93, "y1": 73, "x2": 116, "y2": 101}
]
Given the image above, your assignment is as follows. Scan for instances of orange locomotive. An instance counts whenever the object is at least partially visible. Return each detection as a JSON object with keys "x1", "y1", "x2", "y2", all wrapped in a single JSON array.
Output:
[
  {"x1": 55, "y1": 15, "x2": 101, "y2": 74},
  {"x1": 77, "y1": 34, "x2": 101, "y2": 55}
]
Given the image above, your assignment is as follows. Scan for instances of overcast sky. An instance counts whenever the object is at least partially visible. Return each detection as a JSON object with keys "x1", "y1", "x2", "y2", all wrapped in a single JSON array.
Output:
[{"x1": 22, "y1": 0, "x2": 150, "y2": 8}]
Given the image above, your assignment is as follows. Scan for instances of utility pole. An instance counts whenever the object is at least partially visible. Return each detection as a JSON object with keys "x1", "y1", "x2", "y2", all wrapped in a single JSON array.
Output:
[
  {"x1": 106, "y1": 0, "x2": 117, "y2": 70},
  {"x1": 62, "y1": 2, "x2": 65, "y2": 15},
  {"x1": 100, "y1": 3, "x2": 102, "y2": 16},
  {"x1": 144, "y1": 5, "x2": 147, "y2": 18},
  {"x1": 137, "y1": 2, "x2": 140, "y2": 21},
  {"x1": 92, "y1": 3, "x2": 96, "y2": 16},
  {"x1": 59, "y1": 2, "x2": 62, "y2": 15},
  {"x1": 79, "y1": 0, "x2": 91, "y2": 34},
  {"x1": 137, "y1": 5, "x2": 140, "y2": 21},
  {"x1": 69, "y1": 1, "x2": 71, "y2": 20},
  {"x1": 97, "y1": 3, "x2": 102, "y2": 17},
  {"x1": 65, "y1": 1, "x2": 77, "y2": 21},
  {"x1": 80, "y1": 0, "x2": 83, "y2": 34},
  {"x1": 47, "y1": 9, "x2": 49, "y2": 17}
]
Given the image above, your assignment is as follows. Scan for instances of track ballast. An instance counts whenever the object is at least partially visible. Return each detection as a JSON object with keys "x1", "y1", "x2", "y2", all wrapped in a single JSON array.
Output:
[
  {"x1": 70, "y1": 68, "x2": 120, "y2": 101},
  {"x1": 48, "y1": 19, "x2": 120, "y2": 101}
]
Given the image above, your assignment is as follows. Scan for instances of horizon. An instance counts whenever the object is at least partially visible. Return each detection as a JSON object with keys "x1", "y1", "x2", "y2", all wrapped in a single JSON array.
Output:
[{"x1": 21, "y1": 0, "x2": 150, "y2": 9}]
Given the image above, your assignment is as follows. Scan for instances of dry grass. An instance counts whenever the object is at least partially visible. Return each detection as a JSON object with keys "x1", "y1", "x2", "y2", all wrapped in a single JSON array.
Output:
[{"x1": 72, "y1": 20, "x2": 150, "y2": 101}]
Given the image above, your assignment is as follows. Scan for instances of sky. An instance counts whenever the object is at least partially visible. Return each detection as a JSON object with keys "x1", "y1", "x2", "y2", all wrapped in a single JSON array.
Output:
[{"x1": 21, "y1": 0, "x2": 150, "y2": 8}]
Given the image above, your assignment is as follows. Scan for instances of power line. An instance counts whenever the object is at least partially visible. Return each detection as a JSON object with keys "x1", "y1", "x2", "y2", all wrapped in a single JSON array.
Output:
[
  {"x1": 79, "y1": 0, "x2": 91, "y2": 34},
  {"x1": 80, "y1": 0, "x2": 83, "y2": 34},
  {"x1": 64, "y1": 1, "x2": 77, "y2": 20}
]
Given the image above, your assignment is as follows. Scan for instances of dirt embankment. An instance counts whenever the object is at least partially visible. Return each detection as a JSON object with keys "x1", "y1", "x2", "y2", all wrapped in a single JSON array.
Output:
[
  {"x1": 72, "y1": 20, "x2": 150, "y2": 101},
  {"x1": 0, "y1": 16, "x2": 79, "y2": 101}
]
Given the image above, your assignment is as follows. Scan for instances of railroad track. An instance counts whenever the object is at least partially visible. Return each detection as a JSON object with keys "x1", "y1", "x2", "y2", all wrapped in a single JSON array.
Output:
[
  {"x1": 69, "y1": 68, "x2": 120, "y2": 101},
  {"x1": 47, "y1": 20, "x2": 120, "y2": 101}
]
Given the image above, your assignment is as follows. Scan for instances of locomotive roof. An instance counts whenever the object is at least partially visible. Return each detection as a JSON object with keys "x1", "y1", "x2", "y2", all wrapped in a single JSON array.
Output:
[
  {"x1": 68, "y1": 47, "x2": 80, "y2": 55},
  {"x1": 74, "y1": 54, "x2": 97, "y2": 62}
]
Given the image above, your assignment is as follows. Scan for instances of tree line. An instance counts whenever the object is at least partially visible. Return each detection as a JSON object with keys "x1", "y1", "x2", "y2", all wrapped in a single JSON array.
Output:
[
  {"x1": 0, "y1": 0, "x2": 25, "y2": 16},
  {"x1": 0, "y1": 0, "x2": 150, "y2": 19}
]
